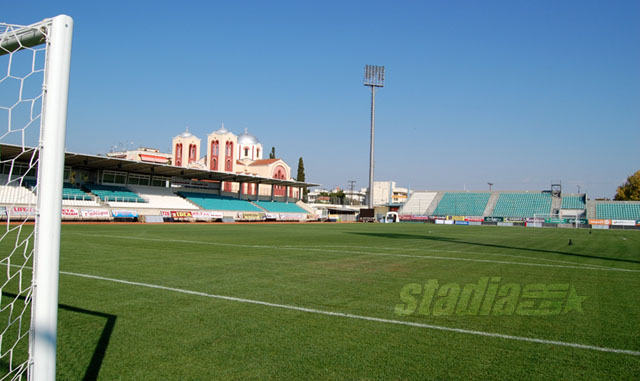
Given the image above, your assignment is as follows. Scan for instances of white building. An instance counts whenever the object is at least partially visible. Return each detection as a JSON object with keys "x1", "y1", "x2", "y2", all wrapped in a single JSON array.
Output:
[
  {"x1": 365, "y1": 181, "x2": 408, "y2": 206},
  {"x1": 106, "y1": 147, "x2": 172, "y2": 164}
]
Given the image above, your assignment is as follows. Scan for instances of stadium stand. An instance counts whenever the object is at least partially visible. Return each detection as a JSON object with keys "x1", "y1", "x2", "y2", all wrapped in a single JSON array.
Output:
[
  {"x1": 254, "y1": 200, "x2": 306, "y2": 213},
  {"x1": 126, "y1": 185, "x2": 199, "y2": 210},
  {"x1": 83, "y1": 183, "x2": 146, "y2": 203},
  {"x1": 178, "y1": 192, "x2": 262, "y2": 212},
  {"x1": 432, "y1": 192, "x2": 490, "y2": 216},
  {"x1": 491, "y1": 193, "x2": 552, "y2": 218},
  {"x1": 0, "y1": 184, "x2": 37, "y2": 204},
  {"x1": 61, "y1": 183, "x2": 102, "y2": 206},
  {"x1": 596, "y1": 203, "x2": 640, "y2": 220},
  {"x1": 63, "y1": 183, "x2": 93, "y2": 201},
  {"x1": 399, "y1": 191, "x2": 437, "y2": 215},
  {"x1": 561, "y1": 195, "x2": 586, "y2": 209}
]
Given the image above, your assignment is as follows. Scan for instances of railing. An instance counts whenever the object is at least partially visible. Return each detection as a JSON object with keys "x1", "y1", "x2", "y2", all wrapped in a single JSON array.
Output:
[
  {"x1": 62, "y1": 193, "x2": 94, "y2": 201},
  {"x1": 102, "y1": 195, "x2": 146, "y2": 203}
]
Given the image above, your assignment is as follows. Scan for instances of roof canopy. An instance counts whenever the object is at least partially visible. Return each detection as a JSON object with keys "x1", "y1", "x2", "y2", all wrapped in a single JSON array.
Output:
[{"x1": 0, "y1": 144, "x2": 318, "y2": 188}]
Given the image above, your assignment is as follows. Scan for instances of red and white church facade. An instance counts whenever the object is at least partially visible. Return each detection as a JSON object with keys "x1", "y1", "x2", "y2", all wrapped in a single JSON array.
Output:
[{"x1": 171, "y1": 125, "x2": 298, "y2": 198}]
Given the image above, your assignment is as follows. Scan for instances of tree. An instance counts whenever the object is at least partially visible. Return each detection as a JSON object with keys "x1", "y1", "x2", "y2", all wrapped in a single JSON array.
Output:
[
  {"x1": 615, "y1": 169, "x2": 640, "y2": 201},
  {"x1": 296, "y1": 157, "x2": 305, "y2": 182},
  {"x1": 296, "y1": 157, "x2": 309, "y2": 201},
  {"x1": 329, "y1": 189, "x2": 346, "y2": 204},
  {"x1": 269, "y1": 147, "x2": 276, "y2": 159}
]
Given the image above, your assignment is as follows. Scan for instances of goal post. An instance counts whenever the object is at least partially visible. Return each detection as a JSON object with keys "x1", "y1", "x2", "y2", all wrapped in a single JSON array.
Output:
[
  {"x1": 533, "y1": 213, "x2": 586, "y2": 228},
  {"x1": 0, "y1": 14, "x2": 73, "y2": 380}
]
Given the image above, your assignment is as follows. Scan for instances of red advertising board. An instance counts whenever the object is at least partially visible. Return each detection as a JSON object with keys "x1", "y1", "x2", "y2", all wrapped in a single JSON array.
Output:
[
  {"x1": 61, "y1": 208, "x2": 79, "y2": 217},
  {"x1": 171, "y1": 211, "x2": 193, "y2": 218}
]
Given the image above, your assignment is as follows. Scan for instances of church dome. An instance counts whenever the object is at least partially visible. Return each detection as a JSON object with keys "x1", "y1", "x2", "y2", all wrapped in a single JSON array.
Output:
[
  {"x1": 215, "y1": 123, "x2": 229, "y2": 134},
  {"x1": 238, "y1": 128, "x2": 260, "y2": 145},
  {"x1": 177, "y1": 127, "x2": 194, "y2": 138}
]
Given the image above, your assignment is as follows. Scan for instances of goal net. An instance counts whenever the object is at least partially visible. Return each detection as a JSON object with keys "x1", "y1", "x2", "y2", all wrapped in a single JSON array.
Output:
[
  {"x1": 0, "y1": 15, "x2": 73, "y2": 380},
  {"x1": 532, "y1": 214, "x2": 587, "y2": 228}
]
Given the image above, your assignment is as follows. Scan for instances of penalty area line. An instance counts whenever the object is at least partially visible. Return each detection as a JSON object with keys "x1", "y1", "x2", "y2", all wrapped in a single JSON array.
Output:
[
  {"x1": 69, "y1": 233, "x2": 640, "y2": 273},
  {"x1": 60, "y1": 268, "x2": 640, "y2": 357}
]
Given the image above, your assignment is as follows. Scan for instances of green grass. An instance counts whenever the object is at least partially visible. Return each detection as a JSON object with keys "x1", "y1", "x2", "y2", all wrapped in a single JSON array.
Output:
[{"x1": 2, "y1": 223, "x2": 640, "y2": 379}]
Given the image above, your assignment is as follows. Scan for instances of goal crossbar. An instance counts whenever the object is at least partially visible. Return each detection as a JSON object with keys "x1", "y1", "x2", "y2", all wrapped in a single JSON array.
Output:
[{"x1": 0, "y1": 25, "x2": 47, "y2": 56}]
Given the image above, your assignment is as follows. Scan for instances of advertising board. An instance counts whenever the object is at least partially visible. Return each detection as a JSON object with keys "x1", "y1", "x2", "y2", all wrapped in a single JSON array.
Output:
[
  {"x1": 171, "y1": 211, "x2": 193, "y2": 218},
  {"x1": 112, "y1": 210, "x2": 138, "y2": 218},
  {"x1": 589, "y1": 219, "x2": 611, "y2": 225},
  {"x1": 611, "y1": 220, "x2": 636, "y2": 226},
  {"x1": 61, "y1": 208, "x2": 79, "y2": 218},
  {"x1": 8, "y1": 207, "x2": 36, "y2": 217},
  {"x1": 81, "y1": 209, "x2": 110, "y2": 218}
]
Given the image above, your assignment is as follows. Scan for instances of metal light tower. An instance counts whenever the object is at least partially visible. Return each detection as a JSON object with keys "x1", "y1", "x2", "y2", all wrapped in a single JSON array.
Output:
[
  {"x1": 348, "y1": 180, "x2": 356, "y2": 206},
  {"x1": 364, "y1": 65, "x2": 385, "y2": 209}
]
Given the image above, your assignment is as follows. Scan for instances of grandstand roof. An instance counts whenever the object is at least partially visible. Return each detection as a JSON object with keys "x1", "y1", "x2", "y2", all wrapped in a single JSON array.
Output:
[{"x1": 0, "y1": 144, "x2": 318, "y2": 188}]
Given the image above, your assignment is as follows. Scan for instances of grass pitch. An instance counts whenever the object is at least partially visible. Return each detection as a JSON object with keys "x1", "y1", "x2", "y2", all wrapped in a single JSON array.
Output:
[{"x1": 3, "y1": 222, "x2": 640, "y2": 379}]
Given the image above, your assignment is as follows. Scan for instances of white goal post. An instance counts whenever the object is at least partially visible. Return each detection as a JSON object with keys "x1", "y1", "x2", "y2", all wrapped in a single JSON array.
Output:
[
  {"x1": 1, "y1": 15, "x2": 73, "y2": 380},
  {"x1": 532, "y1": 213, "x2": 586, "y2": 228}
]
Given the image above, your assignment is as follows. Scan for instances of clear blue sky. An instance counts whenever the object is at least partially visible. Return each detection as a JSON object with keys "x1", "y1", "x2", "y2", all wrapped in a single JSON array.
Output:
[{"x1": 4, "y1": 0, "x2": 639, "y2": 198}]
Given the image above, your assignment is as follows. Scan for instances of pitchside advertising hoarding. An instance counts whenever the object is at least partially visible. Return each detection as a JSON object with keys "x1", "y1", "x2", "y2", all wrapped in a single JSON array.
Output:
[
  {"x1": 3, "y1": 207, "x2": 108, "y2": 219},
  {"x1": 112, "y1": 210, "x2": 138, "y2": 218},
  {"x1": 611, "y1": 219, "x2": 636, "y2": 226},
  {"x1": 193, "y1": 211, "x2": 223, "y2": 219},
  {"x1": 81, "y1": 209, "x2": 110, "y2": 218},
  {"x1": 399, "y1": 215, "x2": 430, "y2": 221},
  {"x1": 589, "y1": 219, "x2": 611, "y2": 225},
  {"x1": 171, "y1": 211, "x2": 193, "y2": 219},
  {"x1": 161, "y1": 211, "x2": 224, "y2": 220},
  {"x1": 279, "y1": 214, "x2": 305, "y2": 221},
  {"x1": 588, "y1": 219, "x2": 637, "y2": 226},
  {"x1": 236, "y1": 212, "x2": 265, "y2": 221},
  {"x1": 434, "y1": 216, "x2": 483, "y2": 225},
  {"x1": 7, "y1": 206, "x2": 36, "y2": 217},
  {"x1": 61, "y1": 208, "x2": 79, "y2": 218}
]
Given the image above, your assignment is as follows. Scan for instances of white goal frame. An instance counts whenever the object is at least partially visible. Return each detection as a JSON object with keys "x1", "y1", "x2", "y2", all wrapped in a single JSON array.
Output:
[
  {"x1": 533, "y1": 213, "x2": 585, "y2": 229},
  {"x1": 1, "y1": 15, "x2": 73, "y2": 380}
]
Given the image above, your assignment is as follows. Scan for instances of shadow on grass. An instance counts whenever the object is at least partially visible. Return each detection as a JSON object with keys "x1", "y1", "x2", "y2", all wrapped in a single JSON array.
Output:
[
  {"x1": 347, "y1": 232, "x2": 640, "y2": 265},
  {"x1": 1, "y1": 292, "x2": 116, "y2": 381}
]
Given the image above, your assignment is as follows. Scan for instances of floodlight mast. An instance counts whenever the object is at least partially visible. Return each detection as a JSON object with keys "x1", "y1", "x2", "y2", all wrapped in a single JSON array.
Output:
[{"x1": 364, "y1": 65, "x2": 384, "y2": 209}]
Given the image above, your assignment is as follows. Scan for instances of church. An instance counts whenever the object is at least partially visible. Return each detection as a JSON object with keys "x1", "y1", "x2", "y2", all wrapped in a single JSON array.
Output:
[{"x1": 171, "y1": 125, "x2": 298, "y2": 198}]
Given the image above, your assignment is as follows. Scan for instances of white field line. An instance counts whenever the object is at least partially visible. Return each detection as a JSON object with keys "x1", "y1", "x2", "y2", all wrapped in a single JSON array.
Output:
[
  {"x1": 70, "y1": 233, "x2": 640, "y2": 273},
  {"x1": 281, "y1": 244, "x2": 610, "y2": 269},
  {"x1": 52, "y1": 268, "x2": 640, "y2": 357}
]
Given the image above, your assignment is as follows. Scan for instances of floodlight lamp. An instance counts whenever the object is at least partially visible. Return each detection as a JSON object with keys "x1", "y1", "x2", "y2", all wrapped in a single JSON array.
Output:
[{"x1": 364, "y1": 65, "x2": 385, "y2": 87}]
